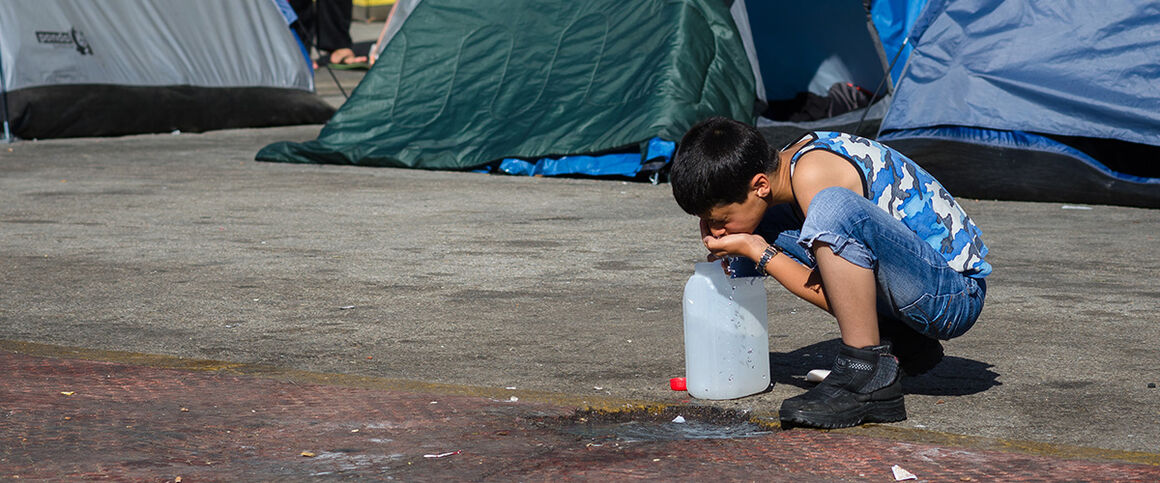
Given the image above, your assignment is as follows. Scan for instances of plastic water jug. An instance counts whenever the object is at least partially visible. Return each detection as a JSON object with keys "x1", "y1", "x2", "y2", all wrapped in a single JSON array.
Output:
[{"x1": 682, "y1": 261, "x2": 770, "y2": 399}]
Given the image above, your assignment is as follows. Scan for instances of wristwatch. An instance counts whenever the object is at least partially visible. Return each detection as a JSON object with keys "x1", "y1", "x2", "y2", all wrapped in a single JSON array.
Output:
[{"x1": 756, "y1": 244, "x2": 781, "y2": 276}]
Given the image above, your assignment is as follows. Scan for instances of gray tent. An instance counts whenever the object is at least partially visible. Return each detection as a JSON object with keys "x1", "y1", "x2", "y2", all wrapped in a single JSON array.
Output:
[{"x1": 0, "y1": 0, "x2": 334, "y2": 141}]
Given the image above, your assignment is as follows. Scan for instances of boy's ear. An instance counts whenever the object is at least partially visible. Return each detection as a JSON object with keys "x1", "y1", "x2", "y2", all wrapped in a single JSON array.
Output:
[{"x1": 749, "y1": 173, "x2": 770, "y2": 197}]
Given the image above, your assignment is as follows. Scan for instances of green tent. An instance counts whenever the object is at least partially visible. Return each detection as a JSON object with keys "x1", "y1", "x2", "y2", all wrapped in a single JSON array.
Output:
[{"x1": 257, "y1": 0, "x2": 757, "y2": 171}]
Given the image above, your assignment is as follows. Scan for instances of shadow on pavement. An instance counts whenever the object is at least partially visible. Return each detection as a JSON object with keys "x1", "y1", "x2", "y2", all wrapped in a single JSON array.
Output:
[{"x1": 769, "y1": 339, "x2": 1001, "y2": 396}]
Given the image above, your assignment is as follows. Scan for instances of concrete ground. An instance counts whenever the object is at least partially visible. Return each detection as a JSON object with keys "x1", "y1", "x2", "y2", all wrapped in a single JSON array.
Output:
[
  {"x1": 2, "y1": 16, "x2": 1159, "y2": 479},
  {"x1": 3, "y1": 121, "x2": 1159, "y2": 452}
]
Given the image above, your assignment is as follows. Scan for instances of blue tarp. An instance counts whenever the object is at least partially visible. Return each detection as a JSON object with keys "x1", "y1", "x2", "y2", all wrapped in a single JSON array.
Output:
[
  {"x1": 492, "y1": 138, "x2": 675, "y2": 180},
  {"x1": 881, "y1": 0, "x2": 1160, "y2": 148}
]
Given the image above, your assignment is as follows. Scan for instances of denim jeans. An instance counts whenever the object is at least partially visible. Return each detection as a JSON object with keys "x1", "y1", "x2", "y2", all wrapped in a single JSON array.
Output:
[{"x1": 753, "y1": 187, "x2": 986, "y2": 340}]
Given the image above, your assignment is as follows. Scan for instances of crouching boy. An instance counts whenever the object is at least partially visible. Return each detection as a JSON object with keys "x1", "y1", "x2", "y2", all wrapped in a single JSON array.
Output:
[{"x1": 669, "y1": 117, "x2": 990, "y2": 429}]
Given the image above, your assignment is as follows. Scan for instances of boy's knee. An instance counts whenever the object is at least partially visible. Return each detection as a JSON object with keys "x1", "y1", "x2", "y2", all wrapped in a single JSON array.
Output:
[
  {"x1": 805, "y1": 187, "x2": 870, "y2": 227},
  {"x1": 811, "y1": 186, "x2": 863, "y2": 208},
  {"x1": 799, "y1": 187, "x2": 877, "y2": 268}
]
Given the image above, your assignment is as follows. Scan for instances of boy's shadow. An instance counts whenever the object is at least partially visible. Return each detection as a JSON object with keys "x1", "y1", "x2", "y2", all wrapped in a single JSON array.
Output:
[{"x1": 769, "y1": 338, "x2": 1001, "y2": 396}]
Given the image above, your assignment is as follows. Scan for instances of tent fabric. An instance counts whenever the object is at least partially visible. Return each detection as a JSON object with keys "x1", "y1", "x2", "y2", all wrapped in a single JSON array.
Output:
[
  {"x1": 259, "y1": 0, "x2": 895, "y2": 175},
  {"x1": 257, "y1": 0, "x2": 756, "y2": 171},
  {"x1": 869, "y1": 0, "x2": 928, "y2": 84},
  {"x1": 0, "y1": 0, "x2": 334, "y2": 139},
  {"x1": 9, "y1": 85, "x2": 333, "y2": 140},
  {"x1": 1, "y1": 1, "x2": 312, "y2": 93},
  {"x1": 375, "y1": 0, "x2": 420, "y2": 58},
  {"x1": 885, "y1": 127, "x2": 1160, "y2": 185},
  {"x1": 881, "y1": 0, "x2": 1160, "y2": 147},
  {"x1": 878, "y1": 126, "x2": 1160, "y2": 208},
  {"x1": 270, "y1": 0, "x2": 314, "y2": 68},
  {"x1": 878, "y1": 0, "x2": 1160, "y2": 207}
]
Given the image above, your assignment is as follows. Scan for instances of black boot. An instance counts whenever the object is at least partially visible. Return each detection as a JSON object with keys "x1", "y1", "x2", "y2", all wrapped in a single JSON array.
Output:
[
  {"x1": 779, "y1": 344, "x2": 905, "y2": 429},
  {"x1": 879, "y1": 318, "x2": 943, "y2": 376}
]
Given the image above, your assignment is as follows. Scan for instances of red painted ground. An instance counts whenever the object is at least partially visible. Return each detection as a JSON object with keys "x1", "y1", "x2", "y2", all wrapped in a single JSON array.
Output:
[{"x1": 2, "y1": 350, "x2": 1158, "y2": 481}]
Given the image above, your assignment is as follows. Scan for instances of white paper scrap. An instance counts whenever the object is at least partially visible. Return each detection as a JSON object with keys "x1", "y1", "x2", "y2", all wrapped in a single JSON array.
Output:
[
  {"x1": 892, "y1": 465, "x2": 917, "y2": 481},
  {"x1": 805, "y1": 369, "x2": 831, "y2": 383},
  {"x1": 671, "y1": 415, "x2": 686, "y2": 423}
]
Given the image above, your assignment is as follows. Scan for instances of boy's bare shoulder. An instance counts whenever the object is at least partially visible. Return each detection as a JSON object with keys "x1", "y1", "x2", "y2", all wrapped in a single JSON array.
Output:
[
  {"x1": 792, "y1": 150, "x2": 856, "y2": 181},
  {"x1": 790, "y1": 150, "x2": 864, "y2": 200}
]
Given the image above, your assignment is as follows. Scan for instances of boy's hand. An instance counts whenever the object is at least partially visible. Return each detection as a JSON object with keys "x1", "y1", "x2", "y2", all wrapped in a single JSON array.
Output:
[{"x1": 702, "y1": 233, "x2": 767, "y2": 264}]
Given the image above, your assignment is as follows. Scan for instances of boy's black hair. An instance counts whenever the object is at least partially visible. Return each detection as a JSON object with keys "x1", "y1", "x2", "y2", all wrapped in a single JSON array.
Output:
[{"x1": 670, "y1": 116, "x2": 778, "y2": 216}]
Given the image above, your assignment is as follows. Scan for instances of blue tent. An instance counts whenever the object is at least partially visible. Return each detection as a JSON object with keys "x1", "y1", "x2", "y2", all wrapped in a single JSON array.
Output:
[
  {"x1": 878, "y1": 0, "x2": 1160, "y2": 208},
  {"x1": 869, "y1": 0, "x2": 928, "y2": 85}
]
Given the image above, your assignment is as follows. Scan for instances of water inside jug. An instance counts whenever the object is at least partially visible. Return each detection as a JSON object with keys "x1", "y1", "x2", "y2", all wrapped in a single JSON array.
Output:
[{"x1": 682, "y1": 261, "x2": 770, "y2": 399}]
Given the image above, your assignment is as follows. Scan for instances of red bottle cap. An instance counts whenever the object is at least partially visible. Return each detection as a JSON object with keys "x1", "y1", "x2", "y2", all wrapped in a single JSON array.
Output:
[{"x1": 669, "y1": 377, "x2": 687, "y2": 391}]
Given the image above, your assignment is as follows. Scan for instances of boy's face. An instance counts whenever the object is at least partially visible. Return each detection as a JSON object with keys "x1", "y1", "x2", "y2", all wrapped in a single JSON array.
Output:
[{"x1": 700, "y1": 191, "x2": 766, "y2": 238}]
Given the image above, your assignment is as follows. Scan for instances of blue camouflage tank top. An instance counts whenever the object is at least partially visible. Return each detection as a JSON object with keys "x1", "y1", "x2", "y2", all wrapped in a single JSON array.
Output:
[{"x1": 789, "y1": 132, "x2": 991, "y2": 278}]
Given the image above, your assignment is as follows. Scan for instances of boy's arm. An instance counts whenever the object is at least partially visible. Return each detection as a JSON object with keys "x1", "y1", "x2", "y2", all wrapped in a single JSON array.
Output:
[
  {"x1": 763, "y1": 246, "x2": 831, "y2": 312},
  {"x1": 704, "y1": 229, "x2": 831, "y2": 312},
  {"x1": 762, "y1": 150, "x2": 865, "y2": 312},
  {"x1": 702, "y1": 150, "x2": 864, "y2": 313}
]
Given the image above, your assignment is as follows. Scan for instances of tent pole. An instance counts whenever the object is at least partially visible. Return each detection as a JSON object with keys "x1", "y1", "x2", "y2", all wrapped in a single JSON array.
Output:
[
  {"x1": 856, "y1": 36, "x2": 909, "y2": 137},
  {"x1": 1, "y1": 103, "x2": 10, "y2": 143},
  {"x1": 324, "y1": 66, "x2": 349, "y2": 98},
  {"x1": 0, "y1": 42, "x2": 11, "y2": 143}
]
